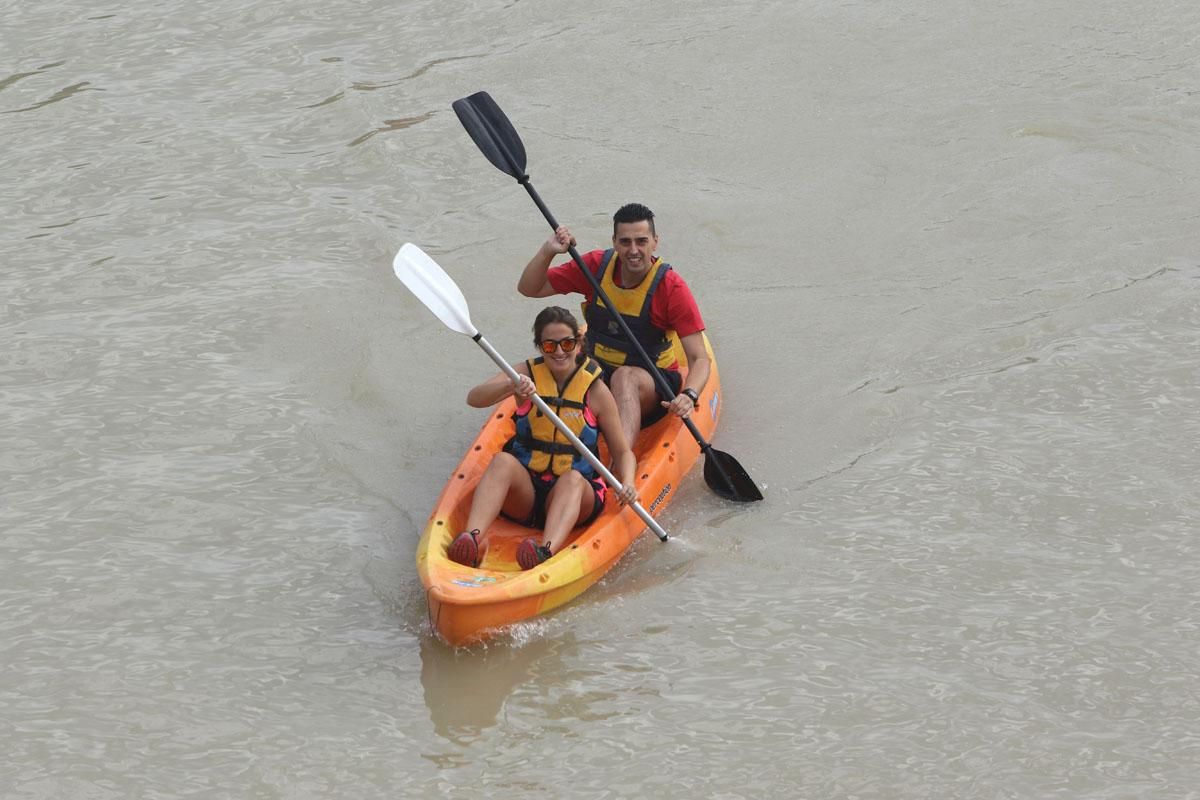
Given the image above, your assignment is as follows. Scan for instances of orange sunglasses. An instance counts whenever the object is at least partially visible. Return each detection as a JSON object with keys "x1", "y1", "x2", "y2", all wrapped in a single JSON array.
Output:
[{"x1": 537, "y1": 336, "x2": 580, "y2": 354}]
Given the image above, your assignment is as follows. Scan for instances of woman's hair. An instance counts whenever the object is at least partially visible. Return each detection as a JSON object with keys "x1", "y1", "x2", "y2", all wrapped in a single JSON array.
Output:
[{"x1": 533, "y1": 306, "x2": 586, "y2": 364}]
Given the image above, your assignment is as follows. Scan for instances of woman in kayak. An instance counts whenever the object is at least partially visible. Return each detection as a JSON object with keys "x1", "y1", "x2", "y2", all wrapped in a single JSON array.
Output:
[{"x1": 448, "y1": 306, "x2": 639, "y2": 570}]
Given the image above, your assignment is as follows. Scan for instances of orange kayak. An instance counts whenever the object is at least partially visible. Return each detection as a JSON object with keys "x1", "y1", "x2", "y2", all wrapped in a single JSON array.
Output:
[{"x1": 416, "y1": 333, "x2": 721, "y2": 646}]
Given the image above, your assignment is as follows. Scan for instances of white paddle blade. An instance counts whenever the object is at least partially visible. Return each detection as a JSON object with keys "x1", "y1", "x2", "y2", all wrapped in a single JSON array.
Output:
[{"x1": 392, "y1": 243, "x2": 478, "y2": 337}]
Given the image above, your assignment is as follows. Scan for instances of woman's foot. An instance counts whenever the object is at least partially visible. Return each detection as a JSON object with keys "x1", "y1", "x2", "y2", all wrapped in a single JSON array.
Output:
[
  {"x1": 516, "y1": 537, "x2": 552, "y2": 570},
  {"x1": 447, "y1": 529, "x2": 481, "y2": 567}
]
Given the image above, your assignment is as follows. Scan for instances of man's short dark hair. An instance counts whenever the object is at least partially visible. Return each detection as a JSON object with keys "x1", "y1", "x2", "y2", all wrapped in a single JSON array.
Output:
[{"x1": 613, "y1": 203, "x2": 655, "y2": 236}]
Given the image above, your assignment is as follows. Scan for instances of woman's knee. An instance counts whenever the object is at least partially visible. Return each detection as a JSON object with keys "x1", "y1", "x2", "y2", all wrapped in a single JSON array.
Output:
[
  {"x1": 549, "y1": 469, "x2": 587, "y2": 498},
  {"x1": 485, "y1": 451, "x2": 522, "y2": 475},
  {"x1": 480, "y1": 453, "x2": 527, "y2": 491}
]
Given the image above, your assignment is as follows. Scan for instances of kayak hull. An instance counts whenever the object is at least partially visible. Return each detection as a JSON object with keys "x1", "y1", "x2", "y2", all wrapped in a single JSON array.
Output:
[{"x1": 416, "y1": 334, "x2": 721, "y2": 646}]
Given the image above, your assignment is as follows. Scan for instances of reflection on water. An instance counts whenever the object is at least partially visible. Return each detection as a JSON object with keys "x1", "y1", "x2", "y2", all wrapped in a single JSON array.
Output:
[
  {"x1": 417, "y1": 545, "x2": 701, "y2": 745},
  {"x1": 420, "y1": 632, "x2": 577, "y2": 743}
]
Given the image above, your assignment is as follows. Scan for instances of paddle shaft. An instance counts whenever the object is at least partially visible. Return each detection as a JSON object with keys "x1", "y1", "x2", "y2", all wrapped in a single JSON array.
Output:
[
  {"x1": 515, "y1": 178, "x2": 740, "y2": 489},
  {"x1": 472, "y1": 333, "x2": 670, "y2": 543}
]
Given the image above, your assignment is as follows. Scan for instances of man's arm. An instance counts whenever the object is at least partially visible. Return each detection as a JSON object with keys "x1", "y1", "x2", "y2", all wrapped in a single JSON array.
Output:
[
  {"x1": 660, "y1": 331, "x2": 712, "y2": 420},
  {"x1": 518, "y1": 226, "x2": 575, "y2": 297},
  {"x1": 679, "y1": 332, "x2": 711, "y2": 398}
]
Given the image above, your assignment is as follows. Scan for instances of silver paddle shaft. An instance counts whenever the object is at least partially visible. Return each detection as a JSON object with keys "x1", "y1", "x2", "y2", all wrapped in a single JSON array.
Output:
[{"x1": 474, "y1": 335, "x2": 669, "y2": 542}]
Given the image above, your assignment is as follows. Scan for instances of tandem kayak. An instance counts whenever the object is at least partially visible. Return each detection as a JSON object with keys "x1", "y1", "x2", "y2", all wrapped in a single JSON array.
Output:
[{"x1": 415, "y1": 333, "x2": 722, "y2": 646}]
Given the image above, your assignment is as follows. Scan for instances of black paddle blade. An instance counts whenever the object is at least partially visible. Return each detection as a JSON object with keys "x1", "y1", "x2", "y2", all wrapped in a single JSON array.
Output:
[
  {"x1": 703, "y1": 448, "x2": 763, "y2": 502},
  {"x1": 452, "y1": 91, "x2": 528, "y2": 180}
]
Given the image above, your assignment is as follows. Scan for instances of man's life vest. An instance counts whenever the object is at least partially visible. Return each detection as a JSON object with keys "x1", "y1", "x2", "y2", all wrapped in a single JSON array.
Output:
[
  {"x1": 582, "y1": 249, "x2": 677, "y2": 371},
  {"x1": 505, "y1": 356, "x2": 603, "y2": 477}
]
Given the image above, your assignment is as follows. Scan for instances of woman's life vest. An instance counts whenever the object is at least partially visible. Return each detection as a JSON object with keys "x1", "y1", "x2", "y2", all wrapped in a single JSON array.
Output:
[
  {"x1": 505, "y1": 356, "x2": 603, "y2": 478},
  {"x1": 582, "y1": 249, "x2": 677, "y2": 371}
]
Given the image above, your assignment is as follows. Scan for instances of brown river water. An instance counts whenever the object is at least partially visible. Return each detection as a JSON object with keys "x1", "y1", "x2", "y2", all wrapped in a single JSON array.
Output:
[{"x1": 4, "y1": 0, "x2": 1199, "y2": 796}]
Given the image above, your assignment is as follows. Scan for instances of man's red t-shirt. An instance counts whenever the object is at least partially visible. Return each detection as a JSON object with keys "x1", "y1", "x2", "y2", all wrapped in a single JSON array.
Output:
[{"x1": 546, "y1": 250, "x2": 706, "y2": 339}]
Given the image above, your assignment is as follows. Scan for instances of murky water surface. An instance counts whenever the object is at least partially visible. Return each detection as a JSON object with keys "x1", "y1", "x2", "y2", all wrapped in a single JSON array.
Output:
[{"x1": 4, "y1": 0, "x2": 1199, "y2": 796}]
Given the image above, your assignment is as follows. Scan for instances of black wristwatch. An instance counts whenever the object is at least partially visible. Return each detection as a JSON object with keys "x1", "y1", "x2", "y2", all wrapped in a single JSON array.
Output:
[{"x1": 681, "y1": 388, "x2": 699, "y2": 405}]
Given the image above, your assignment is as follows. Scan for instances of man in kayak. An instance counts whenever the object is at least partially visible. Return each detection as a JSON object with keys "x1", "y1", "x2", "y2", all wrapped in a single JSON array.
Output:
[
  {"x1": 448, "y1": 306, "x2": 639, "y2": 570},
  {"x1": 517, "y1": 203, "x2": 710, "y2": 447}
]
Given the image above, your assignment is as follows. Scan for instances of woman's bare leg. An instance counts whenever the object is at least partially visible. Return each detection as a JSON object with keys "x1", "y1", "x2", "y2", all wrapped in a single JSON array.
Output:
[
  {"x1": 540, "y1": 470, "x2": 597, "y2": 553},
  {"x1": 465, "y1": 453, "x2": 535, "y2": 554}
]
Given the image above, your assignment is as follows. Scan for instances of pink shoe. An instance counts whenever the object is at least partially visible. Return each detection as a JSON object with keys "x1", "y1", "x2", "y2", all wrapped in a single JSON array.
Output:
[
  {"x1": 516, "y1": 538, "x2": 552, "y2": 570},
  {"x1": 447, "y1": 529, "x2": 481, "y2": 567}
]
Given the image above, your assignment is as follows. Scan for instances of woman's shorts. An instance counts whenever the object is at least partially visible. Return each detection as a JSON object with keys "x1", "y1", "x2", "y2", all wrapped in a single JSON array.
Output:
[{"x1": 501, "y1": 470, "x2": 607, "y2": 529}]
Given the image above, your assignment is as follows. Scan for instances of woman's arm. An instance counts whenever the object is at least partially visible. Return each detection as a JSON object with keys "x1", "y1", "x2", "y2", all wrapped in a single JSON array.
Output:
[
  {"x1": 590, "y1": 381, "x2": 638, "y2": 505},
  {"x1": 466, "y1": 362, "x2": 534, "y2": 408}
]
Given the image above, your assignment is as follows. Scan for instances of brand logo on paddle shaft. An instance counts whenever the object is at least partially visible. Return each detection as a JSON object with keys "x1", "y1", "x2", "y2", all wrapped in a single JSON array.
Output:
[{"x1": 648, "y1": 482, "x2": 672, "y2": 513}]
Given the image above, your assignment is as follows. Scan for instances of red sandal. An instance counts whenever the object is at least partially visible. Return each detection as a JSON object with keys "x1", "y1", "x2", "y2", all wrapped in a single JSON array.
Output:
[
  {"x1": 447, "y1": 529, "x2": 481, "y2": 567},
  {"x1": 516, "y1": 537, "x2": 552, "y2": 570}
]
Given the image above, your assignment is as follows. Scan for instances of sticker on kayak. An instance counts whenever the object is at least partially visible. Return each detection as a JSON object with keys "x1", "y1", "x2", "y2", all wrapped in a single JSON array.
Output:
[
  {"x1": 451, "y1": 575, "x2": 499, "y2": 587},
  {"x1": 648, "y1": 482, "x2": 672, "y2": 514},
  {"x1": 709, "y1": 390, "x2": 719, "y2": 418}
]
